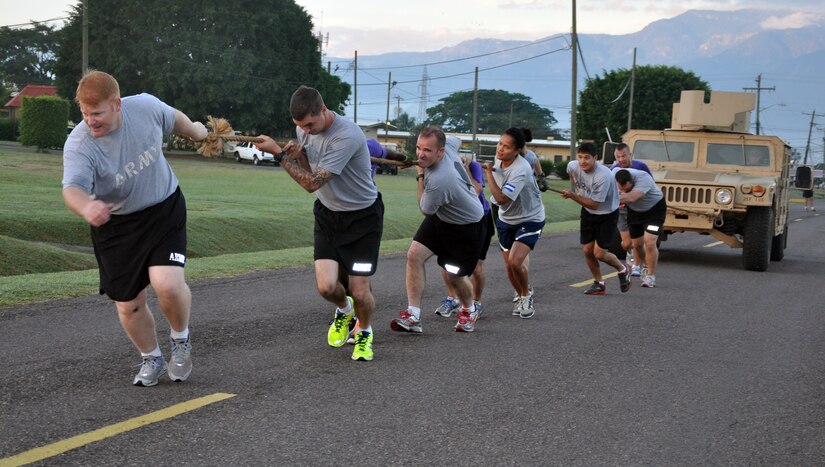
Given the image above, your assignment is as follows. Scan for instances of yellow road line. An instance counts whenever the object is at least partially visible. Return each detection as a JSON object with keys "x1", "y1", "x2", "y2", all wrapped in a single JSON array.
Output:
[
  {"x1": 0, "y1": 392, "x2": 236, "y2": 467},
  {"x1": 571, "y1": 271, "x2": 618, "y2": 288},
  {"x1": 704, "y1": 241, "x2": 724, "y2": 248}
]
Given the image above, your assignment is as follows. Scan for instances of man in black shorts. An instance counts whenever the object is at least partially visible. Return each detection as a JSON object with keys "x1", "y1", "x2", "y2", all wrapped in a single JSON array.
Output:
[
  {"x1": 563, "y1": 142, "x2": 631, "y2": 295},
  {"x1": 614, "y1": 168, "x2": 667, "y2": 288},
  {"x1": 256, "y1": 85, "x2": 382, "y2": 361},
  {"x1": 802, "y1": 188, "x2": 816, "y2": 211},
  {"x1": 432, "y1": 136, "x2": 494, "y2": 319},
  {"x1": 391, "y1": 126, "x2": 485, "y2": 333},
  {"x1": 62, "y1": 70, "x2": 207, "y2": 386}
]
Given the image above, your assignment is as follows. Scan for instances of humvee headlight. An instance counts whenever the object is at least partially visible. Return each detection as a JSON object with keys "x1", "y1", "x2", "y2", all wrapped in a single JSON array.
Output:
[
  {"x1": 752, "y1": 185, "x2": 766, "y2": 197},
  {"x1": 715, "y1": 189, "x2": 733, "y2": 205}
]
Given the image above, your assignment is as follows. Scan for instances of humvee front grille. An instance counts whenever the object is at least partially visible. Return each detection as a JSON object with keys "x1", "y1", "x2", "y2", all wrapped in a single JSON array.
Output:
[{"x1": 662, "y1": 185, "x2": 715, "y2": 207}]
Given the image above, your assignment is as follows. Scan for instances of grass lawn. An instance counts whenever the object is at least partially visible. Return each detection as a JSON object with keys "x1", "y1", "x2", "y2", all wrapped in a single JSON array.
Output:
[{"x1": 0, "y1": 146, "x2": 583, "y2": 308}]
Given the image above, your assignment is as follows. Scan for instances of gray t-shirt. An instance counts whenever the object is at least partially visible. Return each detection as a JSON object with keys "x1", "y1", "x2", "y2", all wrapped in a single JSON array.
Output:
[
  {"x1": 420, "y1": 144, "x2": 483, "y2": 225},
  {"x1": 567, "y1": 160, "x2": 619, "y2": 215},
  {"x1": 296, "y1": 111, "x2": 377, "y2": 211},
  {"x1": 62, "y1": 93, "x2": 178, "y2": 215},
  {"x1": 612, "y1": 167, "x2": 663, "y2": 212},
  {"x1": 522, "y1": 150, "x2": 539, "y2": 174},
  {"x1": 490, "y1": 155, "x2": 545, "y2": 224}
]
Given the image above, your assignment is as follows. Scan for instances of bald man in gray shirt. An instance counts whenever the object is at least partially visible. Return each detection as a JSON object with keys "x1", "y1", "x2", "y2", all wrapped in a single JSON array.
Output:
[
  {"x1": 391, "y1": 126, "x2": 485, "y2": 334},
  {"x1": 614, "y1": 168, "x2": 666, "y2": 288}
]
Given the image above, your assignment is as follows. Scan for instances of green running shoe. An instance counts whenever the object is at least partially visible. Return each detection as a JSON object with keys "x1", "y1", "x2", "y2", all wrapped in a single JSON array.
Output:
[
  {"x1": 351, "y1": 330, "x2": 374, "y2": 361},
  {"x1": 328, "y1": 296, "x2": 355, "y2": 347}
]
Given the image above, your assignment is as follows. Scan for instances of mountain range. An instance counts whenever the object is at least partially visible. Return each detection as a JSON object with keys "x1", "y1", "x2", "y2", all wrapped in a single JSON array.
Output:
[{"x1": 330, "y1": 8, "x2": 825, "y2": 159}]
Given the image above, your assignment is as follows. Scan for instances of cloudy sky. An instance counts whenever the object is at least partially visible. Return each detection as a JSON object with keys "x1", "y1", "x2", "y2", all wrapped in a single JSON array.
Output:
[
  {"x1": 3, "y1": 0, "x2": 824, "y2": 56},
  {"x1": 4, "y1": 0, "x2": 824, "y2": 150}
]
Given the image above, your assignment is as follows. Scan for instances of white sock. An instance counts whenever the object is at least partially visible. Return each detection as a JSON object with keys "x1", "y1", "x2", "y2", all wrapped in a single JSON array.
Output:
[
  {"x1": 408, "y1": 306, "x2": 421, "y2": 319},
  {"x1": 141, "y1": 345, "x2": 162, "y2": 358},
  {"x1": 170, "y1": 328, "x2": 189, "y2": 340},
  {"x1": 337, "y1": 299, "x2": 353, "y2": 314},
  {"x1": 363, "y1": 325, "x2": 373, "y2": 334}
]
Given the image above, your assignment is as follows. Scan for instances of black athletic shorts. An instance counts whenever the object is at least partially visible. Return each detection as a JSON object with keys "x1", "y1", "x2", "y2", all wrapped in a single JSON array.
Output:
[
  {"x1": 802, "y1": 189, "x2": 814, "y2": 199},
  {"x1": 413, "y1": 214, "x2": 484, "y2": 277},
  {"x1": 627, "y1": 198, "x2": 667, "y2": 239},
  {"x1": 91, "y1": 187, "x2": 188, "y2": 302},
  {"x1": 479, "y1": 210, "x2": 495, "y2": 261},
  {"x1": 313, "y1": 192, "x2": 384, "y2": 276},
  {"x1": 580, "y1": 208, "x2": 619, "y2": 249}
]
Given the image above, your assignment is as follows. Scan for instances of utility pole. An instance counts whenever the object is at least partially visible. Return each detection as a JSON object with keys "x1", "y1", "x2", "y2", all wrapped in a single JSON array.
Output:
[
  {"x1": 353, "y1": 51, "x2": 358, "y2": 125},
  {"x1": 384, "y1": 72, "x2": 392, "y2": 142},
  {"x1": 81, "y1": 0, "x2": 88, "y2": 73},
  {"x1": 570, "y1": 0, "x2": 578, "y2": 161},
  {"x1": 802, "y1": 110, "x2": 821, "y2": 165},
  {"x1": 508, "y1": 102, "x2": 514, "y2": 128},
  {"x1": 472, "y1": 67, "x2": 479, "y2": 156},
  {"x1": 627, "y1": 47, "x2": 636, "y2": 132},
  {"x1": 743, "y1": 73, "x2": 775, "y2": 135}
]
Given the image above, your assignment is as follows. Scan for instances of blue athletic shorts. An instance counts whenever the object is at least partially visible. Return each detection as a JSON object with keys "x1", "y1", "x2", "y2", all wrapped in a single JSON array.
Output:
[{"x1": 495, "y1": 218, "x2": 545, "y2": 251}]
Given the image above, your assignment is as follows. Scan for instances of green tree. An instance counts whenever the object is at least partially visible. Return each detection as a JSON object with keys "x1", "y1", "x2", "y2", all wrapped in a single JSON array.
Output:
[
  {"x1": 0, "y1": 82, "x2": 11, "y2": 105},
  {"x1": 315, "y1": 68, "x2": 351, "y2": 116},
  {"x1": 54, "y1": 0, "x2": 350, "y2": 136},
  {"x1": 426, "y1": 89, "x2": 559, "y2": 138},
  {"x1": 0, "y1": 23, "x2": 58, "y2": 88},
  {"x1": 390, "y1": 111, "x2": 417, "y2": 131},
  {"x1": 578, "y1": 65, "x2": 710, "y2": 154}
]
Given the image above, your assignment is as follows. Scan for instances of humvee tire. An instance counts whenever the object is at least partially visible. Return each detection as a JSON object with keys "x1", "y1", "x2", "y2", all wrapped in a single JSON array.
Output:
[{"x1": 743, "y1": 206, "x2": 772, "y2": 271}]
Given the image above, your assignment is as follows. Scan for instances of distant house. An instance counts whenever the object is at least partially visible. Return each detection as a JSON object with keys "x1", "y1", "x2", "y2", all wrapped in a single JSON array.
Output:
[
  {"x1": 360, "y1": 121, "x2": 399, "y2": 141},
  {"x1": 3, "y1": 84, "x2": 58, "y2": 121}
]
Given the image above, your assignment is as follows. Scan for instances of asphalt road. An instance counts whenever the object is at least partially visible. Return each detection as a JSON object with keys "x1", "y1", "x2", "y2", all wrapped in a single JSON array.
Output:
[{"x1": 2, "y1": 205, "x2": 824, "y2": 466}]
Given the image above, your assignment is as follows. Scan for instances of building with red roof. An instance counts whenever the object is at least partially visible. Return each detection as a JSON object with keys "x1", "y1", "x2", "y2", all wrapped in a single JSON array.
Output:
[{"x1": 3, "y1": 84, "x2": 58, "y2": 121}]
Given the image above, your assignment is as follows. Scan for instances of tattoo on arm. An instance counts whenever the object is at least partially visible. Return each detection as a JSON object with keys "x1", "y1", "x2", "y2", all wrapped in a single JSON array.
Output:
[{"x1": 281, "y1": 157, "x2": 333, "y2": 193}]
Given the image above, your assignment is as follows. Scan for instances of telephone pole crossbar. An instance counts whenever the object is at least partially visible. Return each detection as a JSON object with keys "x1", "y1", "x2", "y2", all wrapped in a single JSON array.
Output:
[{"x1": 743, "y1": 73, "x2": 775, "y2": 135}]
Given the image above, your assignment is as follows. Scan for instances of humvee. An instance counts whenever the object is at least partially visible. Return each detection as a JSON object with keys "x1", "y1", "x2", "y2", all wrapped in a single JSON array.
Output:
[{"x1": 605, "y1": 90, "x2": 809, "y2": 271}]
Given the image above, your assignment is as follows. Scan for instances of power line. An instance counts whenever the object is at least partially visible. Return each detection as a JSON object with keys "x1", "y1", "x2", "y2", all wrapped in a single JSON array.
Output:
[
  {"x1": 0, "y1": 17, "x2": 70, "y2": 28},
  {"x1": 357, "y1": 34, "x2": 568, "y2": 71},
  {"x1": 357, "y1": 47, "x2": 569, "y2": 87}
]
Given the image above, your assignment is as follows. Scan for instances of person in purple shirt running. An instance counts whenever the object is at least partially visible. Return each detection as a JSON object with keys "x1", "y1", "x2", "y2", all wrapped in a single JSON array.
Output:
[
  {"x1": 610, "y1": 143, "x2": 652, "y2": 276},
  {"x1": 366, "y1": 138, "x2": 409, "y2": 179}
]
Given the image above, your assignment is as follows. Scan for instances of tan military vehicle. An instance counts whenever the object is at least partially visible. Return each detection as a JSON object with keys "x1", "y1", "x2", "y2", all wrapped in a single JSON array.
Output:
[{"x1": 606, "y1": 90, "x2": 803, "y2": 271}]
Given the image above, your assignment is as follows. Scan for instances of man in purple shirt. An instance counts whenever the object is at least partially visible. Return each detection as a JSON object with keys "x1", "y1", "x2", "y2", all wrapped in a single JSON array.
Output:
[
  {"x1": 610, "y1": 143, "x2": 652, "y2": 276},
  {"x1": 367, "y1": 138, "x2": 408, "y2": 178}
]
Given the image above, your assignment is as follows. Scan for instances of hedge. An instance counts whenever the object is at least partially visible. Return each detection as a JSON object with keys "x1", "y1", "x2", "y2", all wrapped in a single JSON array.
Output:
[
  {"x1": 539, "y1": 159, "x2": 554, "y2": 176},
  {"x1": 554, "y1": 159, "x2": 570, "y2": 180},
  {"x1": 19, "y1": 95, "x2": 69, "y2": 149},
  {"x1": 0, "y1": 118, "x2": 15, "y2": 141}
]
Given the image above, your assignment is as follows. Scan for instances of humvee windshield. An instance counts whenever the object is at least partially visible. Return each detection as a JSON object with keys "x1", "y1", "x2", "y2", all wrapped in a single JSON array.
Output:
[
  {"x1": 633, "y1": 140, "x2": 694, "y2": 163},
  {"x1": 707, "y1": 143, "x2": 770, "y2": 167}
]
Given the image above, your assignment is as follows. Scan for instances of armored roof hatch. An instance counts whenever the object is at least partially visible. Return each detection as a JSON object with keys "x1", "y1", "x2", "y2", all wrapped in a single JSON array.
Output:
[{"x1": 671, "y1": 90, "x2": 755, "y2": 132}]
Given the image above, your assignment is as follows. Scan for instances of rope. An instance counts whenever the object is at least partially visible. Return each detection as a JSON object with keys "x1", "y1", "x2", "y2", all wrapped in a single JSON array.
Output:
[
  {"x1": 194, "y1": 116, "x2": 416, "y2": 169},
  {"x1": 194, "y1": 116, "x2": 258, "y2": 158}
]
